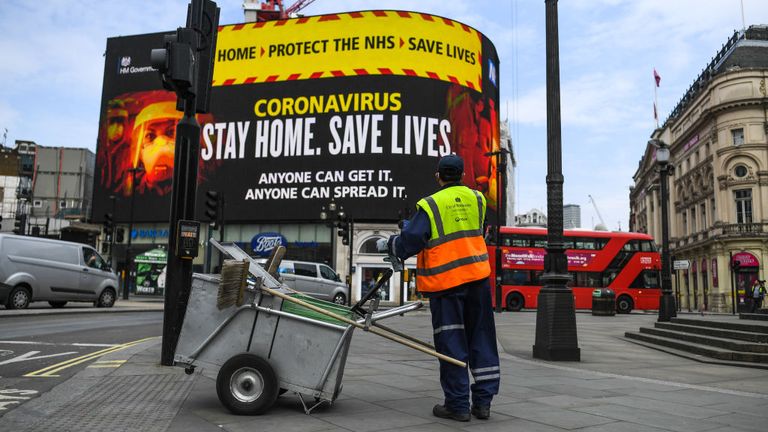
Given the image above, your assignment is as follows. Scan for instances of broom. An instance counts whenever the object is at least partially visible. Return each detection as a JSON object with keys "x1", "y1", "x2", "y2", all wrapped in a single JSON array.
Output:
[
  {"x1": 218, "y1": 259, "x2": 248, "y2": 310},
  {"x1": 218, "y1": 259, "x2": 466, "y2": 368}
]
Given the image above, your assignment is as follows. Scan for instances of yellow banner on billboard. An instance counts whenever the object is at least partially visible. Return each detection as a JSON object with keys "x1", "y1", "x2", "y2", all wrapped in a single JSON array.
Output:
[{"x1": 213, "y1": 10, "x2": 483, "y2": 91}]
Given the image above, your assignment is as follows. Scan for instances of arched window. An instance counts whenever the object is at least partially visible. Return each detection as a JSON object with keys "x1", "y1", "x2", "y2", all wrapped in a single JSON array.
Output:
[{"x1": 360, "y1": 236, "x2": 386, "y2": 254}]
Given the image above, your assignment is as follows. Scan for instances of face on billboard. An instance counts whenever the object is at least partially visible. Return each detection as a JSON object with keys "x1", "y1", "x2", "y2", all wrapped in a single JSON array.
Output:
[{"x1": 93, "y1": 11, "x2": 500, "y2": 224}]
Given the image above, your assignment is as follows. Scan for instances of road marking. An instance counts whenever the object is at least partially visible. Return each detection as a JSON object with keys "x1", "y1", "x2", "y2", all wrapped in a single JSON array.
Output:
[
  {"x1": 0, "y1": 341, "x2": 57, "y2": 345},
  {"x1": 0, "y1": 351, "x2": 78, "y2": 366},
  {"x1": 87, "y1": 360, "x2": 126, "y2": 369},
  {"x1": 72, "y1": 343, "x2": 117, "y2": 347},
  {"x1": 0, "y1": 389, "x2": 38, "y2": 411},
  {"x1": 24, "y1": 337, "x2": 157, "y2": 378},
  {"x1": 0, "y1": 341, "x2": 117, "y2": 347}
]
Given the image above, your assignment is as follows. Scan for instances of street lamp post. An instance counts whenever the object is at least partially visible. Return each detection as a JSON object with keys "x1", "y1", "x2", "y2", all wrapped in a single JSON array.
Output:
[
  {"x1": 650, "y1": 138, "x2": 677, "y2": 322},
  {"x1": 486, "y1": 148, "x2": 509, "y2": 314},
  {"x1": 532, "y1": 0, "x2": 581, "y2": 362},
  {"x1": 125, "y1": 166, "x2": 144, "y2": 300},
  {"x1": 320, "y1": 200, "x2": 353, "y2": 306}
]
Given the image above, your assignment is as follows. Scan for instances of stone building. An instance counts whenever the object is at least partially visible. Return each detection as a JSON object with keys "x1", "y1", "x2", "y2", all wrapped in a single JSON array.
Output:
[{"x1": 629, "y1": 25, "x2": 768, "y2": 312}]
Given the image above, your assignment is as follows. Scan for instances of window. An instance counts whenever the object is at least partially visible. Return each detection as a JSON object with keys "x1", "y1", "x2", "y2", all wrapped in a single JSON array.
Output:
[
  {"x1": 732, "y1": 128, "x2": 745, "y2": 146},
  {"x1": 700, "y1": 203, "x2": 707, "y2": 229},
  {"x1": 734, "y1": 165, "x2": 748, "y2": 178},
  {"x1": 573, "y1": 272, "x2": 602, "y2": 287},
  {"x1": 33, "y1": 199, "x2": 43, "y2": 208},
  {"x1": 682, "y1": 212, "x2": 688, "y2": 235},
  {"x1": 630, "y1": 270, "x2": 660, "y2": 289},
  {"x1": 690, "y1": 208, "x2": 696, "y2": 233},
  {"x1": 319, "y1": 265, "x2": 339, "y2": 281},
  {"x1": 294, "y1": 263, "x2": 318, "y2": 278},
  {"x1": 711, "y1": 198, "x2": 716, "y2": 221},
  {"x1": 360, "y1": 237, "x2": 385, "y2": 254},
  {"x1": 59, "y1": 200, "x2": 67, "y2": 208},
  {"x1": 502, "y1": 270, "x2": 531, "y2": 285},
  {"x1": 82, "y1": 247, "x2": 104, "y2": 269},
  {"x1": 734, "y1": 189, "x2": 753, "y2": 224}
]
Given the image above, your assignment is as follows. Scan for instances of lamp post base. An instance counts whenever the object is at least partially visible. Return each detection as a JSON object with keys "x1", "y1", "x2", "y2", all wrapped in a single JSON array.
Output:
[
  {"x1": 658, "y1": 294, "x2": 677, "y2": 322},
  {"x1": 533, "y1": 289, "x2": 581, "y2": 361}
]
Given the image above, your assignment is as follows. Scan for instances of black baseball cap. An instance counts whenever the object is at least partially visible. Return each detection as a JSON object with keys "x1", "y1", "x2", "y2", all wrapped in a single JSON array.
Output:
[{"x1": 438, "y1": 154, "x2": 464, "y2": 181}]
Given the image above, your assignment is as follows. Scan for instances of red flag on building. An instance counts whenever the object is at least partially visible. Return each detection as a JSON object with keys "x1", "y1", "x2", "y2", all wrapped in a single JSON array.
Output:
[{"x1": 653, "y1": 68, "x2": 661, "y2": 87}]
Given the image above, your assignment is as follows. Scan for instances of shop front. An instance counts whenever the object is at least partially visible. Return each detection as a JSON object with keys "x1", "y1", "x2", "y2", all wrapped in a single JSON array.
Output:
[{"x1": 733, "y1": 251, "x2": 760, "y2": 313}]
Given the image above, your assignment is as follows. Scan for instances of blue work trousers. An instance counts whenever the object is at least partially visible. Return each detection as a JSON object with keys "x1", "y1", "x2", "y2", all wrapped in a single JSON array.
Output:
[{"x1": 429, "y1": 279, "x2": 500, "y2": 413}]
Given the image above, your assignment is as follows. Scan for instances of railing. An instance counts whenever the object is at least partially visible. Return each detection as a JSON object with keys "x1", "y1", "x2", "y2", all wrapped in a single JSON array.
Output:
[{"x1": 721, "y1": 223, "x2": 768, "y2": 235}]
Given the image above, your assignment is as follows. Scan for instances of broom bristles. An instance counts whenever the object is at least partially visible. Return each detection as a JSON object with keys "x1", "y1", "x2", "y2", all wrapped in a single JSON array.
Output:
[{"x1": 218, "y1": 259, "x2": 248, "y2": 310}]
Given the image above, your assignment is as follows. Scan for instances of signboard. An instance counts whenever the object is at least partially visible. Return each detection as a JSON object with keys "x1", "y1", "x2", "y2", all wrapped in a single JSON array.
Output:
[
  {"x1": 732, "y1": 251, "x2": 759, "y2": 268},
  {"x1": 92, "y1": 11, "x2": 501, "y2": 224},
  {"x1": 502, "y1": 249, "x2": 598, "y2": 269},
  {"x1": 673, "y1": 260, "x2": 690, "y2": 270}
]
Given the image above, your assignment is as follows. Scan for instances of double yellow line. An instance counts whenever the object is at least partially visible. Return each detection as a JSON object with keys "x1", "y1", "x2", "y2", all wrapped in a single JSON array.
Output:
[{"x1": 24, "y1": 337, "x2": 158, "y2": 378}]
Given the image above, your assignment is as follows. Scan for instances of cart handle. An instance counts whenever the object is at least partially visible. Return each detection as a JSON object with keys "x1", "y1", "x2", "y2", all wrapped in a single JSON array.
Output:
[{"x1": 351, "y1": 268, "x2": 393, "y2": 317}]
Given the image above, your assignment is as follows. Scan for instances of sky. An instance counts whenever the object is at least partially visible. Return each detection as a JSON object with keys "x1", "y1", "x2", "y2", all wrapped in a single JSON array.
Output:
[{"x1": 1, "y1": 0, "x2": 767, "y2": 232}]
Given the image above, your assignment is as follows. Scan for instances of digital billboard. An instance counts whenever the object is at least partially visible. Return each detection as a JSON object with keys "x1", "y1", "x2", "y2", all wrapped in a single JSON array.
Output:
[{"x1": 93, "y1": 10, "x2": 500, "y2": 224}]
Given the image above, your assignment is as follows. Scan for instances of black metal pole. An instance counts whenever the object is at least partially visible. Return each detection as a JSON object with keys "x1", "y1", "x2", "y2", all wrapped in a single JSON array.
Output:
[
  {"x1": 495, "y1": 151, "x2": 503, "y2": 314},
  {"x1": 161, "y1": 96, "x2": 199, "y2": 366},
  {"x1": 533, "y1": 0, "x2": 580, "y2": 361},
  {"x1": 657, "y1": 161, "x2": 676, "y2": 322},
  {"x1": 348, "y1": 218, "x2": 354, "y2": 307},
  {"x1": 124, "y1": 168, "x2": 140, "y2": 300},
  {"x1": 109, "y1": 195, "x2": 116, "y2": 267}
]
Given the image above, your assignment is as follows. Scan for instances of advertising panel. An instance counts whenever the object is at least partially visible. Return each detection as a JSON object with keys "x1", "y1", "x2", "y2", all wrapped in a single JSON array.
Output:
[{"x1": 93, "y1": 11, "x2": 500, "y2": 224}]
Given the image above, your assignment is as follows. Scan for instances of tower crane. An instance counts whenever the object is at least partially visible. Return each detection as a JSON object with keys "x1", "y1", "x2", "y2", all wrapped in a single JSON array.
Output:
[
  {"x1": 588, "y1": 195, "x2": 608, "y2": 231},
  {"x1": 244, "y1": 0, "x2": 318, "y2": 21}
]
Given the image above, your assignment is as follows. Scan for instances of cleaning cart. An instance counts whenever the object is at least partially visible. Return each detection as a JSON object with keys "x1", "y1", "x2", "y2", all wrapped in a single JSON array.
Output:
[{"x1": 173, "y1": 240, "x2": 460, "y2": 415}]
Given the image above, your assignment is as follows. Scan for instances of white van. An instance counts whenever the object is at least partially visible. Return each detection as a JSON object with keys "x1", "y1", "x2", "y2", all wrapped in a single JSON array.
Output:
[
  {"x1": 259, "y1": 259, "x2": 349, "y2": 304},
  {"x1": 0, "y1": 234, "x2": 119, "y2": 309}
]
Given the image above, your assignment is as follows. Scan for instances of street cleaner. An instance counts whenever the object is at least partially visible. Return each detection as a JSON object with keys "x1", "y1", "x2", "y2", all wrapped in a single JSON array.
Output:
[{"x1": 378, "y1": 154, "x2": 500, "y2": 422}]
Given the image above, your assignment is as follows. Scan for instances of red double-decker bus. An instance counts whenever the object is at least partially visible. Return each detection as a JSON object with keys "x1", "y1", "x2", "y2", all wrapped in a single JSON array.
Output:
[{"x1": 487, "y1": 227, "x2": 661, "y2": 313}]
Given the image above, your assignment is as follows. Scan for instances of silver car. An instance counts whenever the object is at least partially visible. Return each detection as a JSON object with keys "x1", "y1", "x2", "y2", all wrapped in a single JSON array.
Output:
[
  {"x1": 259, "y1": 259, "x2": 349, "y2": 305},
  {"x1": 0, "y1": 234, "x2": 119, "y2": 309}
]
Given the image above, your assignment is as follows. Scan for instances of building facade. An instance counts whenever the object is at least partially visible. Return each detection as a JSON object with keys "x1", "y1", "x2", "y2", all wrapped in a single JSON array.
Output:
[
  {"x1": 630, "y1": 25, "x2": 768, "y2": 312},
  {"x1": 563, "y1": 204, "x2": 581, "y2": 229},
  {"x1": 514, "y1": 208, "x2": 547, "y2": 227}
]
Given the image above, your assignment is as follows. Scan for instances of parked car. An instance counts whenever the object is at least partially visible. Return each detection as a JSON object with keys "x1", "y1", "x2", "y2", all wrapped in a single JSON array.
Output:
[
  {"x1": 0, "y1": 234, "x2": 119, "y2": 309},
  {"x1": 258, "y1": 259, "x2": 348, "y2": 305}
]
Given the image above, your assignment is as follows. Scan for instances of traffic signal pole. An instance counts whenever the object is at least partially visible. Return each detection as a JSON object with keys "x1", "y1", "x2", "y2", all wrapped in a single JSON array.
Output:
[{"x1": 153, "y1": 0, "x2": 219, "y2": 366}]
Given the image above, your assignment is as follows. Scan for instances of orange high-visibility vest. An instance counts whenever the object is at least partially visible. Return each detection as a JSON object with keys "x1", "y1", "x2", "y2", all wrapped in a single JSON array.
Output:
[{"x1": 416, "y1": 185, "x2": 490, "y2": 292}]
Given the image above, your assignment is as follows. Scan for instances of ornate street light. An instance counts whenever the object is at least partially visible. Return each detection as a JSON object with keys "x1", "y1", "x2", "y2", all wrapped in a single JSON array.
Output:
[
  {"x1": 533, "y1": 0, "x2": 581, "y2": 362},
  {"x1": 650, "y1": 138, "x2": 677, "y2": 322}
]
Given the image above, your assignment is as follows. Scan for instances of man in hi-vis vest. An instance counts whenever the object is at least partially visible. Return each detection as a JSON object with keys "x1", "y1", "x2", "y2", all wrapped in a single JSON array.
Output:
[{"x1": 381, "y1": 154, "x2": 500, "y2": 422}]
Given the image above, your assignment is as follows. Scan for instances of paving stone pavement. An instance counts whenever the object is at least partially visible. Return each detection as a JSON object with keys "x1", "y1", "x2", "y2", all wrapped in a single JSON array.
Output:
[{"x1": 3, "y1": 309, "x2": 768, "y2": 432}]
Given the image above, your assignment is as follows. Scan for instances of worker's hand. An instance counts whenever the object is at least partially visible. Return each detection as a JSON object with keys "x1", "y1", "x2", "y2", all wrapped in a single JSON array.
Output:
[{"x1": 376, "y1": 238, "x2": 389, "y2": 253}]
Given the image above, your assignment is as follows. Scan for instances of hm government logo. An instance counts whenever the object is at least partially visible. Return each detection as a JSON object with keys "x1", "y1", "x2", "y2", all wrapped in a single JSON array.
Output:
[{"x1": 118, "y1": 55, "x2": 156, "y2": 75}]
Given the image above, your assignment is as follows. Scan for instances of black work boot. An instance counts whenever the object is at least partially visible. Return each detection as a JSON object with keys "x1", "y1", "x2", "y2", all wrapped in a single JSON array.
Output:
[
  {"x1": 432, "y1": 404, "x2": 470, "y2": 422},
  {"x1": 471, "y1": 405, "x2": 491, "y2": 420}
]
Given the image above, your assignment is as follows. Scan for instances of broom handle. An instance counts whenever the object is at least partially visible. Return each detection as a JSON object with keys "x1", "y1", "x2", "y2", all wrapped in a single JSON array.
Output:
[{"x1": 261, "y1": 286, "x2": 466, "y2": 368}]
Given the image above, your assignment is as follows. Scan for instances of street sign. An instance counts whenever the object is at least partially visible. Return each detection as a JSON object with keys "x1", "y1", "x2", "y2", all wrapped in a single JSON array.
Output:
[{"x1": 673, "y1": 260, "x2": 690, "y2": 270}]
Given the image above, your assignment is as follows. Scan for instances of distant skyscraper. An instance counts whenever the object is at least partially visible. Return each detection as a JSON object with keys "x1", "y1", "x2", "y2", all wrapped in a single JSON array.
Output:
[{"x1": 563, "y1": 204, "x2": 581, "y2": 229}]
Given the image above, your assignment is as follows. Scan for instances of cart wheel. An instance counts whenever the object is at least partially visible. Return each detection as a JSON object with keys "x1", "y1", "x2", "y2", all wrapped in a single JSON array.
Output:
[
  {"x1": 184, "y1": 366, "x2": 196, "y2": 375},
  {"x1": 216, "y1": 353, "x2": 278, "y2": 415}
]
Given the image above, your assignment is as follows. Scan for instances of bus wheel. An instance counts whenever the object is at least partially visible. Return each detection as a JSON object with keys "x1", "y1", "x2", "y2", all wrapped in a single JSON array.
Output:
[
  {"x1": 506, "y1": 293, "x2": 524, "y2": 312},
  {"x1": 616, "y1": 295, "x2": 633, "y2": 314}
]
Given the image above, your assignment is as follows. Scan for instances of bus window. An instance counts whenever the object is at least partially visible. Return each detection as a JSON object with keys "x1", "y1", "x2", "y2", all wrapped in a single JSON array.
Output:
[
  {"x1": 511, "y1": 238, "x2": 529, "y2": 247},
  {"x1": 630, "y1": 270, "x2": 661, "y2": 288},
  {"x1": 574, "y1": 272, "x2": 602, "y2": 287},
  {"x1": 622, "y1": 240, "x2": 642, "y2": 251},
  {"x1": 640, "y1": 241, "x2": 656, "y2": 252},
  {"x1": 532, "y1": 239, "x2": 548, "y2": 248},
  {"x1": 502, "y1": 269, "x2": 531, "y2": 285},
  {"x1": 562, "y1": 240, "x2": 575, "y2": 249}
]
